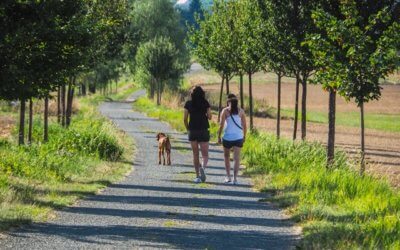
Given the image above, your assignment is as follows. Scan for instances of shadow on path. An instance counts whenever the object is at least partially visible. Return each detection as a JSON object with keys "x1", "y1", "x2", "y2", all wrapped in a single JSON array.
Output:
[{"x1": 10, "y1": 224, "x2": 296, "y2": 249}]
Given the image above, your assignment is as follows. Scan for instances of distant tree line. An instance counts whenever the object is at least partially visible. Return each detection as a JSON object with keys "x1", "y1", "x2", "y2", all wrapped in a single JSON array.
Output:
[
  {"x1": 0, "y1": 0, "x2": 132, "y2": 145},
  {"x1": 189, "y1": 0, "x2": 400, "y2": 172},
  {"x1": 0, "y1": 0, "x2": 190, "y2": 146}
]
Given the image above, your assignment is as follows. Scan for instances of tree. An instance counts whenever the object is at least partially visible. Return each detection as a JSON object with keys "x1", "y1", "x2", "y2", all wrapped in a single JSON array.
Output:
[
  {"x1": 130, "y1": 0, "x2": 189, "y2": 98},
  {"x1": 235, "y1": 0, "x2": 265, "y2": 130},
  {"x1": 267, "y1": 0, "x2": 320, "y2": 140},
  {"x1": 179, "y1": 0, "x2": 205, "y2": 31},
  {"x1": 308, "y1": 0, "x2": 400, "y2": 170},
  {"x1": 258, "y1": 0, "x2": 293, "y2": 138},
  {"x1": 0, "y1": 1, "x2": 56, "y2": 144},
  {"x1": 135, "y1": 37, "x2": 180, "y2": 105},
  {"x1": 188, "y1": 0, "x2": 238, "y2": 121},
  {"x1": 0, "y1": 0, "x2": 130, "y2": 145}
]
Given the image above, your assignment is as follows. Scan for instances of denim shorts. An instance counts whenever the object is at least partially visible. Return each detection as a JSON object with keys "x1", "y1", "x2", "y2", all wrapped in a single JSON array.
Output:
[
  {"x1": 188, "y1": 130, "x2": 210, "y2": 142},
  {"x1": 222, "y1": 139, "x2": 244, "y2": 149}
]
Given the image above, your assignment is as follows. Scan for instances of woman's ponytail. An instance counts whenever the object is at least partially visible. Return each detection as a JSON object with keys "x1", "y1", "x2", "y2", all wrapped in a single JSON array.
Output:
[{"x1": 228, "y1": 94, "x2": 239, "y2": 115}]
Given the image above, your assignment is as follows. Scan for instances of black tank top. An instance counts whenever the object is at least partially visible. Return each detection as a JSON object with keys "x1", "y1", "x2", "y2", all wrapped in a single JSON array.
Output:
[{"x1": 184, "y1": 100, "x2": 210, "y2": 130}]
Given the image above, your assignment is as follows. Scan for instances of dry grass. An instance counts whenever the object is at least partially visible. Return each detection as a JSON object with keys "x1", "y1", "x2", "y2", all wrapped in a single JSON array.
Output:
[{"x1": 0, "y1": 116, "x2": 14, "y2": 139}]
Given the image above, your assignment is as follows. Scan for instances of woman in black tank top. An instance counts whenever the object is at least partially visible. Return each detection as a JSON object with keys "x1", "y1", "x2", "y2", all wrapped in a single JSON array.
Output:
[{"x1": 184, "y1": 86, "x2": 212, "y2": 183}]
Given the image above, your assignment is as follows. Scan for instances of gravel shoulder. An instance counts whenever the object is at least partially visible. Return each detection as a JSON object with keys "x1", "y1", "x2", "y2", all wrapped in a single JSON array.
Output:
[{"x1": 0, "y1": 90, "x2": 300, "y2": 249}]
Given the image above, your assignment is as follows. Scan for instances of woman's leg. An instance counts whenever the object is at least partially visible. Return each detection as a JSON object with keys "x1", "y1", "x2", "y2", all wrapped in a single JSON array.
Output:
[
  {"x1": 190, "y1": 141, "x2": 200, "y2": 177},
  {"x1": 233, "y1": 146, "x2": 241, "y2": 181},
  {"x1": 199, "y1": 142, "x2": 209, "y2": 169},
  {"x1": 223, "y1": 147, "x2": 231, "y2": 179}
]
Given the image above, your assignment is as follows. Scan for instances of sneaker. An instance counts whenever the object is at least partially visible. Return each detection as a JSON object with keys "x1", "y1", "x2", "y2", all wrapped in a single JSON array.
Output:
[
  {"x1": 224, "y1": 177, "x2": 232, "y2": 183},
  {"x1": 199, "y1": 166, "x2": 206, "y2": 183},
  {"x1": 232, "y1": 179, "x2": 238, "y2": 185},
  {"x1": 193, "y1": 177, "x2": 201, "y2": 183}
]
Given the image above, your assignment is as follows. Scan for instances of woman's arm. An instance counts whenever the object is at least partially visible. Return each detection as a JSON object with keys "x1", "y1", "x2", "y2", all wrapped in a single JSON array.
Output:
[
  {"x1": 240, "y1": 109, "x2": 247, "y2": 142},
  {"x1": 206, "y1": 107, "x2": 212, "y2": 120},
  {"x1": 184, "y1": 109, "x2": 189, "y2": 131},
  {"x1": 217, "y1": 109, "x2": 226, "y2": 144}
]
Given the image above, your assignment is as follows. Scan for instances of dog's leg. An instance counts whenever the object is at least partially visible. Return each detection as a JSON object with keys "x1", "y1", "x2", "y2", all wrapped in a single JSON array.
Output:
[
  {"x1": 158, "y1": 148, "x2": 162, "y2": 165},
  {"x1": 162, "y1": 149, "x2": 166, "y2": 165},
  {"x1": 167, "y1": 150, "x2": 171, "y2": 165}
]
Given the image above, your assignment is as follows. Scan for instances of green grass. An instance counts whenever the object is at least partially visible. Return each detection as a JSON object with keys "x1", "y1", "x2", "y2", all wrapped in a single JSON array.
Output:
[
  {"x1": 0, "y1": 86, "x2": 136, "y2": 231},
  {"x1": 81, "y1": 81, "x2": 138, "y2": 106},
  {"x1": 281, "y1": 109, "x2": 400, "y2": 133},
  {"x1": 243, "y1": 133, "x2": 400, "y2": 249},
  {"x1": 134, "y1": 94, "x2": 400, "y2": 249}
]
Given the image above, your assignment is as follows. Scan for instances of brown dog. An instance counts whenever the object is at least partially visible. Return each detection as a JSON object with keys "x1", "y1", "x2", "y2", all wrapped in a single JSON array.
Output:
[{"x1": 156, "y1": 133, "x2": 171, "y2": 165}]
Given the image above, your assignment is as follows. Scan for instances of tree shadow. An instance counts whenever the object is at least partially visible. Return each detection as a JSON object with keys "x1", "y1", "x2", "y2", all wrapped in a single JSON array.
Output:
[
  {"x1": 61, "y1": 206, "x2": 290, "y2": 228},
  {"x1": 176, "y1": 164, "x2": 225, "y2": 171},
  {"x1": 168, "y1": 179, "x2": 253, "y2": 188},
  {"x1": 0, "y1": 218, "x2": 32, "y2": 231},
  {"x1": 8, "y1": 223, "x2": 298, "y2": 249},
  {"x1": 85, "y1": 194, "x2": 272, "y2": 211},
  {"x1": 108, "y1": 184, "x2": 265, "y2": 199}
]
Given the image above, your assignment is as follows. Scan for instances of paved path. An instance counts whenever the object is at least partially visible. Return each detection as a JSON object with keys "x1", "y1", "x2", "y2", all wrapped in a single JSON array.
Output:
[{"x1": 1, "y1": 90, "x2": 299, "y2": 249}]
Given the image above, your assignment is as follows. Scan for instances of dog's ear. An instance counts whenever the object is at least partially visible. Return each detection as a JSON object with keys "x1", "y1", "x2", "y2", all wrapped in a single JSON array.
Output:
[{"x1": 156, "y1": 133, "x2": 160, "y2": 140}]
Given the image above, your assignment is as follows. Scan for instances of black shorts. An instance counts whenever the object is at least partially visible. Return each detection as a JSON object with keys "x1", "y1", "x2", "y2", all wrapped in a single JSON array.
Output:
[
  {"x1": 222, "y1": 139, "x2": 244, "y2": 149},
  {"x1": 188, "y1": 130, "x2": 210, "y2": 142}
]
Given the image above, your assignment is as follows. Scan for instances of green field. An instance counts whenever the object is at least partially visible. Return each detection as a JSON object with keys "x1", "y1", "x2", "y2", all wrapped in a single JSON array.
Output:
[{"x1": 281, "y1": 109, "x2": 400, "y2": 133}]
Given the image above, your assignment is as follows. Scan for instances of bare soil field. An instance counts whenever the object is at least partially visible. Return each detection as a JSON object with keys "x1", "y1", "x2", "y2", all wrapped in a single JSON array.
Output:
[{"x1": 202, "y1": 82, "x2": 400, "y2": 114}]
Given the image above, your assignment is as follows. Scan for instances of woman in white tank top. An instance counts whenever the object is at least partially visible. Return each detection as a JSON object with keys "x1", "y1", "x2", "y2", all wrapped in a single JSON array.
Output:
[{"x1": 217, "y1": 94, "x2": 247, "y2": 185}]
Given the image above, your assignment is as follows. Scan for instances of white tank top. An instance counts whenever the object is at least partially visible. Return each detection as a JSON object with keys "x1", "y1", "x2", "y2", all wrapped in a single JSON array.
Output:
[{"x1": 223, "y1": 112, "x2": 243, "y2": 141}]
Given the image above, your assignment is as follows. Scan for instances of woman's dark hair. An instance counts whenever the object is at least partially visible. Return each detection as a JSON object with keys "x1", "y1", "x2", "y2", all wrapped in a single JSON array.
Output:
[
  {"x1": 191, "y1": 85, "x2": 207, "y2": 111},
  {"x1": 227, "y1": 94, "x2": 239, "y2": 115}
]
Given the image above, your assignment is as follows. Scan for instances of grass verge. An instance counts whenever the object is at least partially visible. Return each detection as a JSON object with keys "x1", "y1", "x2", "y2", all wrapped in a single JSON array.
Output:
[
  {"x1": 243, "y1": 133, "x2": 400, "y2": 249},
  {"x1": 134, "y1": 93, "x2": 400, "y2": 249},
  {"x1": 0, "y1": 87, "x2": 135, "y2": 231}
]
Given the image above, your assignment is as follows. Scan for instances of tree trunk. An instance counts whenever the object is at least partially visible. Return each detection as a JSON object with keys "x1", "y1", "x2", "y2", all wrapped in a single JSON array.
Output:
[
  {"x1": 18, "y1": 98, "x2": 26, "y2": 145},
  {"x1": 150, "y1": 78, "x2": 155, "y2": 99},
  {"x1": 327, "y1": 88, "x2": 336, "y2": 167},
  {"x1": 44, "y1": 96, "x2": 49, "y2": 142},
  {"x1": 277, "y1": 73, "x2": 282, "y2": 139},
  {"x1": 89, "y1": 73, "x2": 97, "y2": 94},
  {"x1": 239, "y1": 73, "x2": 244, "y2": 109},
  {"x1": 249, "y1": 72, "x2": 254, "y2": 131},
  {"x1": 159, "y1": 81, "x2": 162, "y2": 105},
  {"x1": 217, "y1": 76, "x2": 225, "y2": 122},
  {"x1": 80, "y1": 83, "x2": 86, "y2": 96},
  {"x1": 115, "y1": 77, "x2": 118, "y2": 93},
  {"x1": 156, "y1": 80, "x2": 161, "y2": 105},
  {"x1": 301, "y1": 76, "x2": 307, "y2": 140},
  {"x1": 360, "y1": 101, "x2": 366, "y2": 175},
  {"x1": 66, "y1": 77, "x2": 75, "y2": 127},
  {"x1": 226, "y1": 77, "x2": 230, "y2": 95},
  {"x1": 293, "y1": 74, "x2": 300, "y2": 140},
  {"x1": 57, "y1": 87, "x2": 61, "y2": 124},
  {"x1": 28, "y1": 98, "x2": 33, "y2": 144},
  {"x1": 61, "y1": 85, "x2": 66, "y2": 127}
]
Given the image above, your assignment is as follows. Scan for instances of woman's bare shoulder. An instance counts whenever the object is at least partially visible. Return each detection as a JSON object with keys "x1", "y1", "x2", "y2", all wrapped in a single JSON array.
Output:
[{"x1": 221, "y1": 107, "x2": 229, "y2": 113}]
